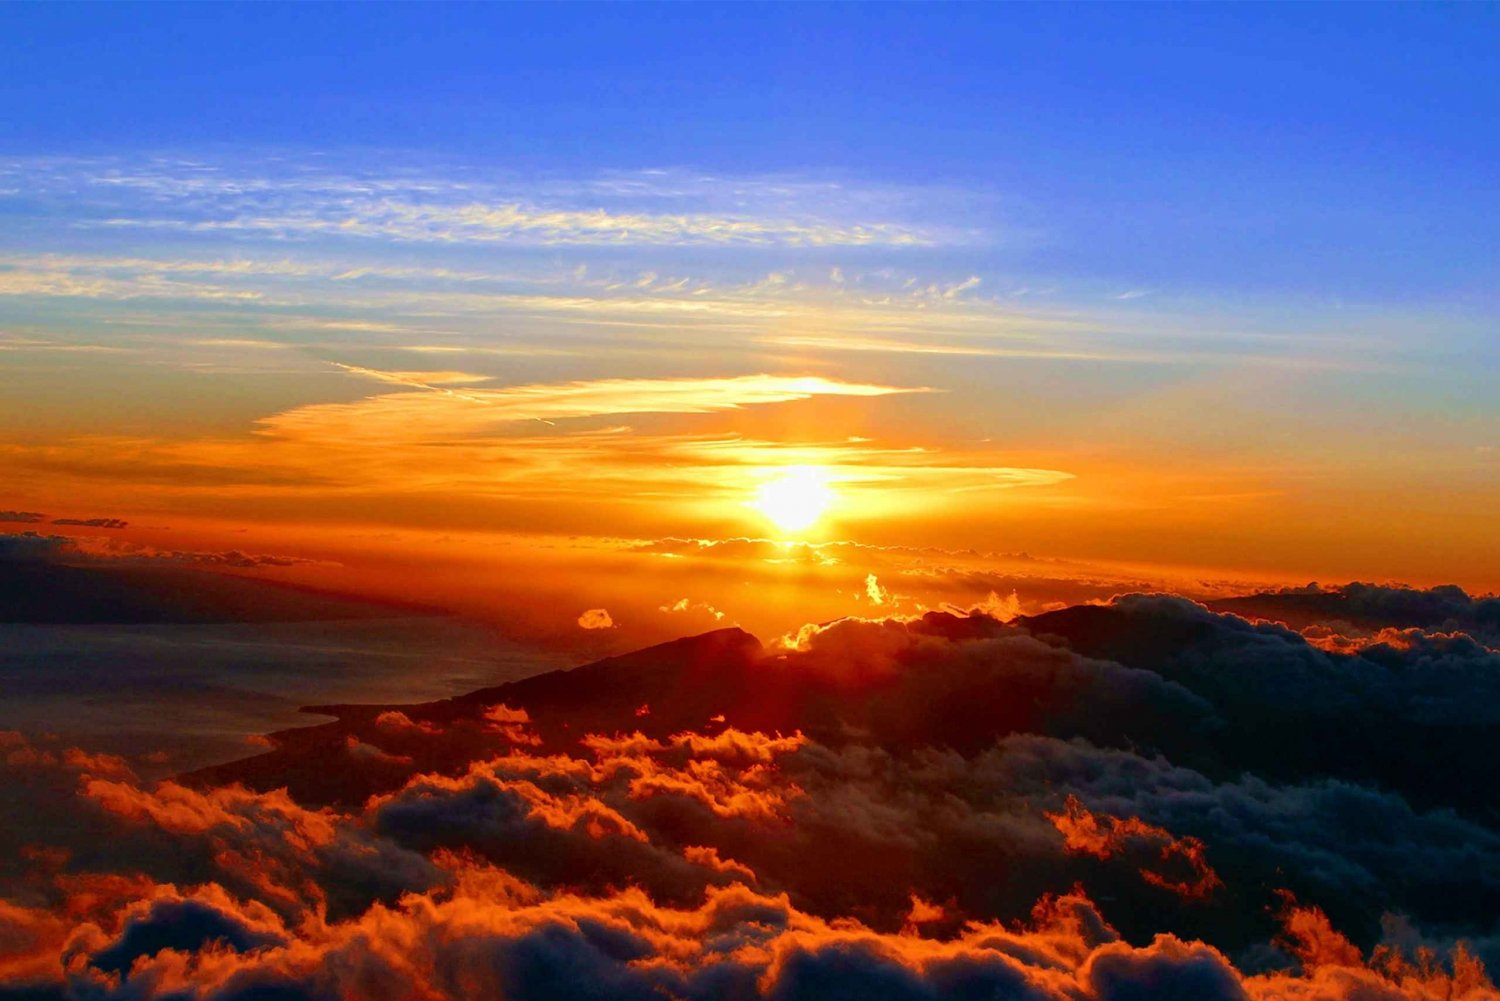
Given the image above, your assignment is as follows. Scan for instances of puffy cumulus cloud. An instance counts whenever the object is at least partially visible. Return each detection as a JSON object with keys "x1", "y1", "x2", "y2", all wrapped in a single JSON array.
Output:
[
  {"x1": 580, "y1": 729, "x2": 809, "y2": 823},
  {"x1": 764, "y1": 611, "x2": 1219, "y2": 756},
  {"x1": 84, "y1": 777, "x2": 327, "y2": 842},
  {"x1": 73, "y1": 777, "x2": 438, "y2": 921},
  {"x1": 7, "y1": 591, "x2": 1500, "y2": 998},
  {"x1": 364, "y1": 760, "x2": 722, "y2": 905},
  {"x1": 576, "y1": 608, "x2": 614, "y2": 630},
  {"x1": 483, "y1": 704, "x2": 542, "y2": 746},
  {"x1": 971, "y1": 588, "x2": 1023, "y2": 620},
  {"x1": 174, "y1": 596, "x2": 1500, "y2": 936},
  {"x1": 1011, "y1": 593, "x2": 1500, "y2": 816},
  {"x1": 5, "y1": 872, "x2": 1492, "y2": 1001},
  {"x1": 1, "y1": 732, "x2": 135, "y2": 782},
  {"x1": 603, "y1": 731, "x2": 1499, "y2": 955},
  {"x1": 345, "y1": 726, "x2": 812, "y2": 908},
  {"x1": 659, "y1": 597, "x2": 726, "y2": 622},
  {"x1": 0, "y1": 510, "x2": 46, "y2": 523},
  {"x1": 83, "y1": 886, "x2": 288, "y2": 977},
  {"x1": 967, "y1": 735, "x2": 1500, "y2": 938},
  {"x1": 682, "y1": 845, "x2": 756, "y2": 884},
  {"x1": 1046, "y1": 795, "x2": 1222, "y2": 901},
  {"x1": 173, "y1": 719, "x2": 1500, "y2": 964},
  {"x1": 1211, "y1": 581, "x2": 1500, "y2": 646},
  {"x1": 0, "y1": 898, "x2": 74, "y2": 985},
  {"x1": 0, "y1": 876, "x2": 200, "y2": 987},
  {"x1": 372, "y1": 711, "x2": 440, "y2": 736},
  {"x1": 342, "y1": 737, "x2": 414, "y2": 769}
]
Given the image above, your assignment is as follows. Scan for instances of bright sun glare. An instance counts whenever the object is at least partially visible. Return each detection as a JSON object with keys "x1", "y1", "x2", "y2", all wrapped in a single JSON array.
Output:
[{"x1": 752, "y1": 466, "x2": 836, "y2": 534}]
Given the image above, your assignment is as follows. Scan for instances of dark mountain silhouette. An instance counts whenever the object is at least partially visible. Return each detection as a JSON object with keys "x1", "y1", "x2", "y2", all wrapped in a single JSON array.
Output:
[
  {"x1": 185, "y1": 613, "x2": 1206, "y2": 806},
  {"x1": 185, "y1": 627, "x2": 768, "y2": 803},
  {"x1": 189, "y1": 596, "x2": 1500, "y2": 830}
]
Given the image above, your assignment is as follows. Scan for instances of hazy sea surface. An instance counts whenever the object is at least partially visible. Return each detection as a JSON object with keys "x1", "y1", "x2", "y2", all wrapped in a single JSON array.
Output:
[{"x1": 0, "y1": 615, "x2": 560, "y2": 775}]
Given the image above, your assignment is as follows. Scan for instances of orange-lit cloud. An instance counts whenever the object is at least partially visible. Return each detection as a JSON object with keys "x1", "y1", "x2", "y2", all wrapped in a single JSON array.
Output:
[
  {"x1": 260, "y1": 371, "x2": 923, "y2": 442},
  {"x1": 577, "y1": 608, "x2": 614, "y2": 630},
  {"x1": 1047, "y1": 795, "x2": 1223, "y2": 901},
  {"x1": 6, "y1": 587, "x2": 1500, "y2": 998}
]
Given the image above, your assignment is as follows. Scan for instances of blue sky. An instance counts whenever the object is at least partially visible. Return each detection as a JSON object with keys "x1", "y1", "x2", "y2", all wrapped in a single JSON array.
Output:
[{"x1": 3, "y1": 3, "x2": 1497, "y2": 305}]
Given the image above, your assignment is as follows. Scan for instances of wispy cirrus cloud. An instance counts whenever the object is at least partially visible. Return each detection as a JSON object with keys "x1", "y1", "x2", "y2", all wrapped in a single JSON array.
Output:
[
  {"x1": 116, "y1": 201, "x2": 936, "y2": 248},
  {"x1": 0, "y1": 248, "x2": 1366, "y2": 373},
  {"x1": 3, "y1": 156, "x2": 953, "y2": 249},
  {"x1": 0, "y1": 251, "x2": 1246, "y2": 370},
  {"x1": 264, "y1": 371, "x2": 926, "y2": 443},
  {"x1": 330, "y1": 363, "x2": 493, "y2": 390},
  {"x1": 0, "y1": 371, "x2": 1070, "y2": 540}
]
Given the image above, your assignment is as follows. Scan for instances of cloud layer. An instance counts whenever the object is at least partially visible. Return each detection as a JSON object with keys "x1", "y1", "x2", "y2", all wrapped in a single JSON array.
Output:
[{"x1": 3, "y1": 583, "x2": 1499, "y2": 998}]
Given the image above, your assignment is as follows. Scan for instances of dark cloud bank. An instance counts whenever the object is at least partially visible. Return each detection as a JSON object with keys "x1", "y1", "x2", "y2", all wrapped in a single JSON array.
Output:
[
  {"x1": 0, "y1": 532, "x2": 369, "y2": 625},
  {"x1": 2, "y1": 581, "x2": 1499, "y2": 999}
]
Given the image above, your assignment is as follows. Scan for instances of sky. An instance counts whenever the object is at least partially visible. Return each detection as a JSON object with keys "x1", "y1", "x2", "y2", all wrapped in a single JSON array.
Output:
[
  {"x1": 2, "y1": 3, "x2": 1497, "y2": 649},
  {"x1": 8, "y1": 8, "x2": 1500, "y2": 1000}
]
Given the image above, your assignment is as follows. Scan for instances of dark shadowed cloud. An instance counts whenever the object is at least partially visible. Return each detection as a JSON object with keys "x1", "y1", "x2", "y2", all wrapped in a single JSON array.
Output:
[{"x1": 3, "y1": 586, "x2": 1498, "y2": 999}]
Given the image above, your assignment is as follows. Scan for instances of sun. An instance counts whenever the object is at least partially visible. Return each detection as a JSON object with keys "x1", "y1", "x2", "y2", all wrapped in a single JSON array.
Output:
[{"x1": 751, "y1": 466, "x2": 836, "y2": 534}]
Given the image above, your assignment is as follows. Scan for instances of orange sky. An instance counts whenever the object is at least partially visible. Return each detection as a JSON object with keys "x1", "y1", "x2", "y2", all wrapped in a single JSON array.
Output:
[
  {"x1": 1, "y1": 159, "x2": 1496, "y2": 637},
  {"x1": 5, "y1": 352, "x2": 1495, "y2": 585}
]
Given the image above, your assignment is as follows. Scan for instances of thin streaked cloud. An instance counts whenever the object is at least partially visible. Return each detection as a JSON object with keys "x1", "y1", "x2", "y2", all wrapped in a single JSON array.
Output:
[
  {"x1": 2, "y1": 156, "x2": 958, "y2": 249},
  {"x1": 108, "y1": 201, "x2": 936, "y2": 248},
  {"x1": 263, "y1": 371, "x2": 927, "y2": 445}
]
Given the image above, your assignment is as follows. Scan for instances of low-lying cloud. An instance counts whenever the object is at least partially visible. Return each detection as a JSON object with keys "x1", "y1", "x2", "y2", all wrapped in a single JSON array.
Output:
[{"x1": 2, "y1": 584, "x2": 1498, "y2": 998}]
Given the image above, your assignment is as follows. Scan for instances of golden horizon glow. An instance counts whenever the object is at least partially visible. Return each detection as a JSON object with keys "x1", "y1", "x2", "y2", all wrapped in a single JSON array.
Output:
[
  {"x1": 0, "y1": 184, "x2": 1495, "y2": 593},
  {"x1": 751, "y1": 465, "x2": 837, "y2": 535}
]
